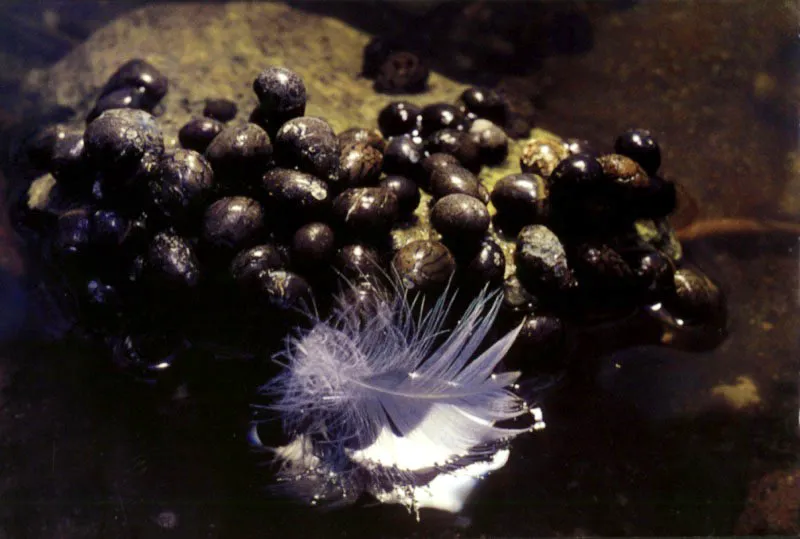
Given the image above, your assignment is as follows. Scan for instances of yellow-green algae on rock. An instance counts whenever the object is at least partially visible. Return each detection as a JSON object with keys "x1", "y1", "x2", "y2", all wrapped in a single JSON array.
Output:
[{"x1": 22, "y1": 2, "x2": 567, "y2": 276}]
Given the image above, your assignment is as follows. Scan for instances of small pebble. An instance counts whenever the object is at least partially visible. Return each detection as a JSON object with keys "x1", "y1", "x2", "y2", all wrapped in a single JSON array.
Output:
[
  {"x1": 548, "y1": 153, "x2": 605, "y2": 199},
  {"x1": 178, "y1": 117, "x2": 224, "y2": 154},
  {"x1": 110, "y1": 333, "x2": 186, "y2": 376},
  {"x1": 145, "y1": 232, "x2": 201, "y2": 289},
  {"x1": 253, "y1": 67, "x2": 307, "y2": 127},
  {"x1": 50, "y1": 131, "x2": 89, "y2": 190},
  {"x1": 84, "y1": 109, "x2": 164, "y2": 179},
  {"x1": 550, "y1": 153, "x2": 622, "y2": 230},
  {"x1": 230, "y1": 244, "x2": 286, "y2": 290},
  {"x1": 382, "y1": 134, "x2": 424, "y2": 179},
  {"x1": 420, "y1": 152, "x2": 460, "y2": 187},
  {"x1": 201, "y1": 196, "x2": 265, "y2": 252},
  {"x1": 457, "y1": 87, "x2": 509, "y2": 126},
  {"x1": 429, "y1": 164, "x2": 481, "y2": 199},
  {"x1": 91, "y1": 209, "x2": 129, "y2": 249},
  {"x1": 469, "y1": 119, "x2": 509, "y2": 165},
  {"x1": 362, "y1": 36, "x2": 401, "y2": 78},
  {"x1": 204, "y1": 122, "x2": 273, "y2": 188},
  {"x1": 337, "y1": 127, "x2": 386, "y2": 153},
  {"x1": 490, "y1": 173, "x2": 548, "y2": 224},
  {"x1": 334, "y1": 244, "x2": 383, "y2": 280},
  {"x1": 431, "y1": 193, "x2": 490, "y2": 243},
  {"x1": 337, "y1": 142, "x2": 383, "y2": 188},
  {"x1": 664, "y1": 267, "x2": 724, "y2": 325},
  {"x1": 614, "y1": 128, "x2": 661, "y2": 175},
  {"x1": 203, "y1": 98, "x2": 238, "y2": 122},
  {"x1": 520, "y1": 137, "x2": 568, "y2": 178},
  {"x1": 379, "y1": 175, "x2": 420, "y2": 217},
  {"x1": 477, "y1": 183, "x2": 490, "y2": 205},
  {"x1": 570, "y1": 243, "x2": 634, "y2": 292},
  {"x1": 291, "y1": 222, "x2": 336, "y2": 270},
  {"x1": 502, "y1": 275, "x2": 539, "y2": 314},
  {"x1": 426, "y1": 129, "x2": 481, "y2": 173},
  {"x1": 563, "y1": 138, "x2": 596, "y2": 156},
  {"x1": 515, "y1": 225, "x2": 574, "y2": 295},
  {"x1": 26, "y1": 124, "x2": 70, "y2": 170},
  {"x1": 419, "y1": 103, "x2": 466, "y2": 136},
  {"x1": 100, "y1": 58, "x2": 168, "y2": 104},
  {"x1": 597, "y1": 153, "x2": 651, "y2": 218},
  {"x1": 81, "y1": 278, "x2": 123, "y2": 327},
  {"x1": 255, "y1": 269, "x2": 312, "y2": 310},
  {"x1": 149, "y1": 149, "x2": 214, "y2": 228},
  {"x1": 88, "y1": 87, "x2": 152, "y2": 123},
  {"x1": 332, "y1": 187, "x2": 399, "y2": 237},
  {"x1": 377, "y1": 101, "x2": 422, "y2": 137},
  {"x1": 625, "y1": 248, "x2": 675, "y2": 301},
  {"x1": 459, "y1": 238, "x2": 505, "y2": 289},
  {"x1": 374, "y1": 51, "x2": 429, "y2": 94},
  {"x1": 261, "y1": 168, "x2": 330, "y2": 223},
  {"x1": 392, "y1": 240, "x2": 455, "y2": 293},
  {"x1": 274, "y1": 116, "x2": 339, "y2": 181},
  {"x1": 54, "y1": 208, "x2": 92, "y2": 257}
]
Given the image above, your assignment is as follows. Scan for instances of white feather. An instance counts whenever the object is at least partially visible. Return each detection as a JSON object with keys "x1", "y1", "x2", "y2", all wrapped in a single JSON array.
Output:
[{"x1": 256, "y1": 281, "x2": 535, "y2": 509}]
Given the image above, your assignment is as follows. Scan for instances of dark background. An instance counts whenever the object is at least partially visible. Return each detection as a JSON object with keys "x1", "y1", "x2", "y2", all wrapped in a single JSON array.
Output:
[{"x1": 0, "y1": 1, "x2": 797, "y2": 537}]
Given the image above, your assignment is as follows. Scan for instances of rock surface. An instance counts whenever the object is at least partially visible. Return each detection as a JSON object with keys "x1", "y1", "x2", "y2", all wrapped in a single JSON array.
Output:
[{"x1": 20, "y1": 2, "x2": 561, "y2": 276}]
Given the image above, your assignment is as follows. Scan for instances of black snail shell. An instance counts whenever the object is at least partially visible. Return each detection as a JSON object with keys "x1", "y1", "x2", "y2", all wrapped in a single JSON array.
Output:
[{"x1": 392, "y1": 240, "x2": 456, "y2": 293}]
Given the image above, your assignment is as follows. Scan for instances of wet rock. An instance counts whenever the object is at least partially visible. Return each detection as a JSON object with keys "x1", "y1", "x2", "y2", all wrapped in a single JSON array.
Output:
[
  {"x1": 520, "y1": 136, "x2": 568, "y2": 178},
  {"x1": 469, "y1": 119, "x2": 509, "y2": 165},
  {"x1": 255, "y1": 269, "x2": 312, "y2": 310},
  {"x1": 204, "y1": 122, "x2": 273, "y2": 190},
  {"x1": 291, "y1": 222, "x2": 336, "y2": 271},
  {"x1": 332, "y1": 187, "x2": 399, "y2": 237},
  {"x1": 149, "y1": 149, "x2": 215, "y2": 229},
  {"x1": 429, "y1": 164, "x2": 481, "y2": 200},
  {"x1": 430, "y1": 193, "x2": 490, "y2": 244},
  {"x1": 515, "y1": 224, "x2": 574, "y2": 296},
  {"x1": 426, "y1": 129, "x2": 481, "y2": 173},
  {"x1": 377, "y1": 101, "x2": 422, "y2": 137},
  {"x1": 84, "y1": 108, "x2": 164, "y2": 179},
  {"x1": 178, "y1": 117, "x2": 224, "y2": 153},
  {"x1": 145, "y1": 232, "x2": 201, "y2": 289},
  {"x1": 230, "y1": 244, "x2": 286, "y2": 290},
  {"x1": 252, "y1": 66, "x2": 307, "y2": 128},
  {"x1": 382, "y1": 134, "x2": 424, "y2": 179},
  {"x1": 274, "y1": 116, "x2": 339, "y2": 181},
  {"x1": 490, "y1": 173, "x2": 548, "y2": 225},
  {"x1": 203, "y1": 98, "x2": 238, "y2": 122},
  {"x1": 392, "y1": 239, "x2": 456, "y2": 294},
  {"x1": 99, "y1": 58, "x2": 168, "y2": 104},
  {"x1": 664, "y1": 267, "x2": 725, "y2": 325},
  {"x1": 334, "y1": 244, "x2": 383, "y2": 281},
  {"x1": 374, "y1": 51, "x2": 429, "y2": 94},
  {"x1": 379, "y1": 175, "x2": 420, "y2": 218},
  {"x1": 201, "y1": 196, "x2": 265, "y2": 253},
  {"x1": 336, "y1": 142, "x2": 383, "y2": 188},
  {"x1": 457, "y1": 238, "x2": 506, "y2": 290},
  {"x1": 337, "y1": 127, "x2": 385, "y2": 153},
  {"x1": 261, "y1": 168, "x2": 330, "y2": 223},
  {"x1": 457, "y1": 86, "x2": 510, "y2": 127}
]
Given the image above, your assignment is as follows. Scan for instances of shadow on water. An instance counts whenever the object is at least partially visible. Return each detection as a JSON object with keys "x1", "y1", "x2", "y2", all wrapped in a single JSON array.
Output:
[{"x1": 2, "y1": 332, "x2": 796, "y2": 537}]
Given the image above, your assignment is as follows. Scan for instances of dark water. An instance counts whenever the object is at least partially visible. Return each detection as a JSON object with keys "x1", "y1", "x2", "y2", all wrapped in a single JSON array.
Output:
[{"x1": 0, "y1": 1, "x2": 798, "y2": 537}]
